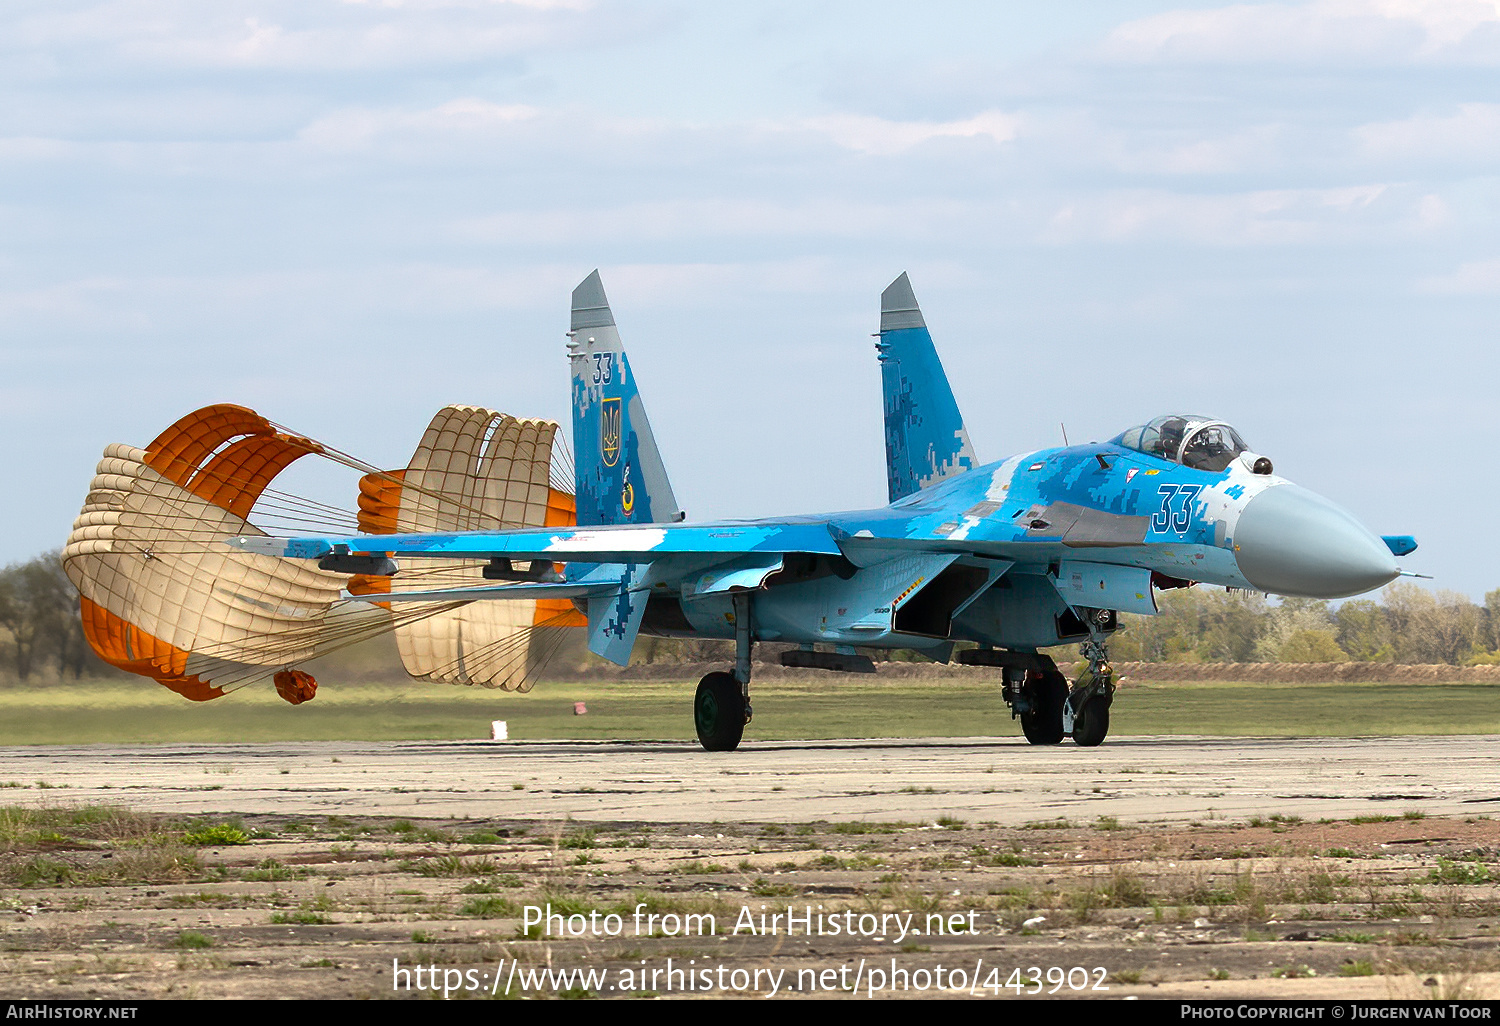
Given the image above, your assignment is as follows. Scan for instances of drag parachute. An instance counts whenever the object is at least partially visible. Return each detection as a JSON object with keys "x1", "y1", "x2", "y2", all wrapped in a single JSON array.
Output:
[
  {"x1": 353, "y1": 405, "x2": 582, "y2": 691},
  {"x1": 62, "y1": 406, "x2": 356, "y2": 701},
  {"x1": 64, "y1": 403, "x2": 583, "y2": 703}
]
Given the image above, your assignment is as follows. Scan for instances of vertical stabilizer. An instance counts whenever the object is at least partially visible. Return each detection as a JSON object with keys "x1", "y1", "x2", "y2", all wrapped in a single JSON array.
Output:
[
  {"x1": 568, "y1": 271, "x2": 682, "y2": 527},
  {"x1": 877, "y1": 272, "x2": 977, "y2": 502}
]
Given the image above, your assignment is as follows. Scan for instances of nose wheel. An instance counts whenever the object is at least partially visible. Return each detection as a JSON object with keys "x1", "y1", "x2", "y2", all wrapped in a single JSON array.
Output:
[
  {"x1": 1071, "y1": 692, "x2": 1111, "y2": 747},
  {"x1": 1068, "y1": 639, "x2": 1115, "y2": 747}
]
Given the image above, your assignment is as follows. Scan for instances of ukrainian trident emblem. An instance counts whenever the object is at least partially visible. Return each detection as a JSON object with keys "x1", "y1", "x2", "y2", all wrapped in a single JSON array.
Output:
[{"x1": 601, "y1": 397, "x2": 622, "y2": 467}]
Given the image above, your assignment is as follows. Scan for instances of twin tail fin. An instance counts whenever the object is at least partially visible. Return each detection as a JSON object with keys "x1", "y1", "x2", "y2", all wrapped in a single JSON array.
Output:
[
  {"x1": 877, "y1": 272, "x2": 977, "y2": 502},
  {"x1": 568, "y1": 271, "x2": 682, "y2": 527}
]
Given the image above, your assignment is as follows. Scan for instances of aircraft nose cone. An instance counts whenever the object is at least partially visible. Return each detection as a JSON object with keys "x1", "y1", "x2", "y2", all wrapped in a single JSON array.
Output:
[{"x1": 1234, "y1": 484, "x2": 1399, "y2": 598}]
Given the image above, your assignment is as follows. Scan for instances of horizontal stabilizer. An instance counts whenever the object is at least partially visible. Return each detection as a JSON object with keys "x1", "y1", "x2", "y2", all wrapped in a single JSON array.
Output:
[{"x1": 587, "y1": 563, "x2": 650, "y2": 665}]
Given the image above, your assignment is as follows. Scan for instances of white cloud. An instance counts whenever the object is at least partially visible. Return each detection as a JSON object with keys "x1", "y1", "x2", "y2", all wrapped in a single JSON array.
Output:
[
  {"x1": 596, "y1": 258, "x2": 850, "y2": 304},
  {"x1": 339, "y1": 0, "x2": 586, "y2": 9},
  {"x1": 3, "y1": 0, "x2": 597, "y2": 71},
  {"x1": 152, "y1": 15, "x2": 570, "y2": 69},
  {"x1": 1101, "y1": 0, "x2": 1500, "y2": 65},
  {"x1": 1099, "y1": 124, "x2": 1288, "y2": 176},
  {"x1": 1417, "y1": 257, "x2": 1500, "y2": 293},
  {"x1": 454, "y1": 197, "x2": 990, "y2": 245},
  {"x1": 0, "y1": 258, "x2": 916, "y2": 343},
  {"x1": 298, "y1": 98, "x2": 539, "y2": 150},
  {"x1": 0, "y1": 263, "x2": 587, "y2": 330},
  {"x1": 0, "y1": 137, "x2": 71, "y2": 162},
  {"x1": 799, "y1": 110, "x2": 1020, "y2": 156},
  {"x1": 1354, "y1": 102, "x2": 1500, "y2": 163},
  {"x1": 284, "y1": 100, "x2": 1025, "y2": 173},
  {"x1": 1042, "y1": 184, "x2": 1395, "y2": 245},
  {"x1": 1413, "y1": 192, "x2": 1451, "y2": 230},
  {"x1": 1368, "y1": 0, "x2": 1500, "y2": 49}
]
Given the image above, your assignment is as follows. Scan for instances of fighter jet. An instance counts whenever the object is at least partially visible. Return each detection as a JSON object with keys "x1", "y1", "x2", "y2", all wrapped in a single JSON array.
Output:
[{"x1": 233, "y1": 272, "x2": 1415, "y2": 750}]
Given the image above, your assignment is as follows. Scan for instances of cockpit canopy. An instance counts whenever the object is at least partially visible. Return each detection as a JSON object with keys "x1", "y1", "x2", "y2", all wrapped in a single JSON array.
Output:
[{"x1": 1112, "y1": 414, "x2": 1251, "y2": 473}]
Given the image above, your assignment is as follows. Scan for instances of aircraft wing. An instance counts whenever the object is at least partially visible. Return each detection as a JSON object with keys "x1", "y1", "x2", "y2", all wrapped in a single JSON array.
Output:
[
  {"x1": 234, "y1": 520, "x2": 848, "y2": 669},
  {"x1": 343, "y1": 580, "x2": 612, "y2": 603},
  {"x1": 229, "y1": 520, "x2": 844, "y2": 564}
]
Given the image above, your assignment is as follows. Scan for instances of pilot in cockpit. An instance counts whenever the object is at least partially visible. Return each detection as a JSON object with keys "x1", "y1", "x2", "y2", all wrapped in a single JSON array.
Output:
[
  {"x1": 1154, "y1": 417, "x2": 1187, "y2": 460},
  {"x1": 1180, "y1": 424, "x2": 1245, "y2": 472},
  {"x1": 1112, "y1": 415, "x2": 1257, "y2": 474}
]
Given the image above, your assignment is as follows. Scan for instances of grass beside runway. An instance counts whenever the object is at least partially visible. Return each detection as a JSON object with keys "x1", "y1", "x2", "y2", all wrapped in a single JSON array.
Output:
[{"x1": 0, "y1": 676, "x2": 1497, "y2": 744}]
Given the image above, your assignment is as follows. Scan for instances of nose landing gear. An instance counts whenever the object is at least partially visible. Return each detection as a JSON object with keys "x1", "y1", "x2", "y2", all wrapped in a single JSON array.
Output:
[{"x1": 1068, "y1": 638, "x2": 1115, "y2": 747}]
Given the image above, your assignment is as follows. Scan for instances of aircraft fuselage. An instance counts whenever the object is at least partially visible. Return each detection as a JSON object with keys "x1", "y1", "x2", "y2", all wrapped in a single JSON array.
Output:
[{"x1": 651, "y1": 439, "x2": 1397, "y2": 655}]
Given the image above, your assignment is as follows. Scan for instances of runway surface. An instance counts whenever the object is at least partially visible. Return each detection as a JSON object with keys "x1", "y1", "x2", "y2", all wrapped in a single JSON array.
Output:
[{"x1": 2, "y1": 734, "x2": 1496, "y2": 824}]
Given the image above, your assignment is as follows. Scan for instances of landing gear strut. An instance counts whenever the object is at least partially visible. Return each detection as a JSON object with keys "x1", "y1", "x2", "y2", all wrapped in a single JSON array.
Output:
[
  {"x1": 993, "y1": 609, "x2": 1116, "y2": 746},
  {"x1": 1068, "y1": 637, "x2": 1115, "y2": 747},
  {"x1": 695, "y1": 593, "x2": 754, "y2": 752}
]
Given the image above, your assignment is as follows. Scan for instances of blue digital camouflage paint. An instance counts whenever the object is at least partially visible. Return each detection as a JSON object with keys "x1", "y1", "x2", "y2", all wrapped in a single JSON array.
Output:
[
  {"x1": 234, "y1": 272, "x2": 1416, "y2": 750},
  {"x1": 877, "y1": 273, "x2": 976, "y2": 502},
  {"x1": 568, "y1": 271, "x2": 680, "y2": 529}
]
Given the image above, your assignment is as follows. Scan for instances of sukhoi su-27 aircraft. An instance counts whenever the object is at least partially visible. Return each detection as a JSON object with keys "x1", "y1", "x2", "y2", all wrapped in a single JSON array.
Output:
[{"x1": 234, "y1": 272, "x2": 1417, "y2": 750}]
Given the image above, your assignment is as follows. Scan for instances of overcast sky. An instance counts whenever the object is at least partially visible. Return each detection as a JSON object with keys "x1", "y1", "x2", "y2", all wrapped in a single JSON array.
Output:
[{"x1": 4, "y1": 0, "x2": 1497, "y2": 599}]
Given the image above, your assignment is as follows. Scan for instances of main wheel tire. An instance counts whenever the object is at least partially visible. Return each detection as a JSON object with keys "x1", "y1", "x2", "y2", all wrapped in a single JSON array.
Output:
[
  {"x1": 1019, "y1": 670, "x2": 1066, "y2": 745},
  {"x1": 1072, "y1": 694, "x2": 1111, "y2": 747},
  {"x1": 694, "y1": 671, "x2": 746, "y2": 752}
]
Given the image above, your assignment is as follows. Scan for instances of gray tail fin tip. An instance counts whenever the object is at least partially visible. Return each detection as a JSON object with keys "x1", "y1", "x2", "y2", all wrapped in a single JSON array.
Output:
[
  {"x1": 880, "y1": 271, "x2": 926, "y2": 331},
  {"x1": 571, "y1": 269, "x2": 616, "y2": 331}
]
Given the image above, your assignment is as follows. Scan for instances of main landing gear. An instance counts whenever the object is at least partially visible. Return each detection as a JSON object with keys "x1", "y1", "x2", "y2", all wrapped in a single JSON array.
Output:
[
  {"x1": 695, "y1": 593, "x2": 753, "y2": 752},
  {"x1": 694, "y1": 672, "x2": 746, "y2": 751},
  {"x1": 1001, "y1": 663, "x2": 1068, "y2": 745},
  {"x1": 998, "y1": 638, "x2": 1116, "y2": 747}
]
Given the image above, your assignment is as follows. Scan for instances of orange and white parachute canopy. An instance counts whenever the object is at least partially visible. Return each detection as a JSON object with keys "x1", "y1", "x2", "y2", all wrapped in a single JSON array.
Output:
[
  {"x1": 352, "y1": 405, "x2": 583, "y2": 692},
  {"x1": 62, "y1": 405, "x2": 363, "y2": 701}
]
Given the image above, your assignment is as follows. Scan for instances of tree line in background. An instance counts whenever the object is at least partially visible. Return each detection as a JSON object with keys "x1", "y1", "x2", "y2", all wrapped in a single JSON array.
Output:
[
  {"x1": 1110, "y1": 584, "x2": 1500, "y2": 666},
  {"x1": 0, "y1": 552, "x2": 94, "y2": 681},
  {"x1": 636, "y1": 584, "x2": 1500, "y2": 669},
  {"x1": 3, "y1": 551, "x2": 1499, "y2": 682}
]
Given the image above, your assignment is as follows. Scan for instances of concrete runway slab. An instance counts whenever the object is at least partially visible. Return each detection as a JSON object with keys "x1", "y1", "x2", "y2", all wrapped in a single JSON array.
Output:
[{"x1": 2, "y1": 734, "x2": 1497, "y2": 824}]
